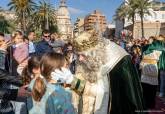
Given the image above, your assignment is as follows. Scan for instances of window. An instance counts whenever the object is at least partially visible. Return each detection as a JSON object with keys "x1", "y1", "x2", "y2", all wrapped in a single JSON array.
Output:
[{"x1": 162, "y1": 14, "x2": 165, "y2": 19}]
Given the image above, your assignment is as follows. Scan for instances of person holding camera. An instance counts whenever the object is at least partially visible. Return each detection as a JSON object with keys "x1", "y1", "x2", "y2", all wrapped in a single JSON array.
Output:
[{"x1": 0, "y1": 32, "x2": 30, "y2": 114}]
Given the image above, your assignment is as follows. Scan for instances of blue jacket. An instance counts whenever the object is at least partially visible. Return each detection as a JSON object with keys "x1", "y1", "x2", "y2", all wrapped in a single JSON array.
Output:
[
  {"x1": 35, "y1": 40, "x2": 53, "y2": 56},
  {"x1": 27, "y1": 79, "x2": 75, "y2": 114}
]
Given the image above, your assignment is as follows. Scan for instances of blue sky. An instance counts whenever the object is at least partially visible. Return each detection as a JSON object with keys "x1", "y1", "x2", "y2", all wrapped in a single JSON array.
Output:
[
  {"x1": 0, "y1": 0, "x2": 123, "y2": 24},
  {"x1": 0, "y1": 0, "x2": 164, "y2": 24}
]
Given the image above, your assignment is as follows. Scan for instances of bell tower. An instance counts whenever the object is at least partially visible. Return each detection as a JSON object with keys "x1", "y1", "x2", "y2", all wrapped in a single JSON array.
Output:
[{"x1": 56, "y1": 0, "x2": 72, "y2": 40}]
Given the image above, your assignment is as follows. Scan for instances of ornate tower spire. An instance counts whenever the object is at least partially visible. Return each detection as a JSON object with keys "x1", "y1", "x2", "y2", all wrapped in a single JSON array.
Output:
[{"x1": 60, "y1": 0, "x2": 67, "y2": 7}]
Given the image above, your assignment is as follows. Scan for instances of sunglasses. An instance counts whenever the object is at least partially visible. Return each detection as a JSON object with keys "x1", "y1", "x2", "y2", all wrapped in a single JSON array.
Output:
[{"x1": 44, "y1": 35, "x2": 50, "y2": 38}]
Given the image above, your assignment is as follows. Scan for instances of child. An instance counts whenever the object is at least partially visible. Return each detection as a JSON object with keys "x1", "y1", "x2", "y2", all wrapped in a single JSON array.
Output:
[
  {"x1": 12, "y1": 31, "x2": 29, "y2": 75},
  {"x1": 22, "y1": 55, "x2": 41, "y2": 85},
  {"x1": 51, "y1": 55, "x2": 74, "y2": 85},
  {"x1": 27, "y1": 52, "x2": 75, "y2": 114}
]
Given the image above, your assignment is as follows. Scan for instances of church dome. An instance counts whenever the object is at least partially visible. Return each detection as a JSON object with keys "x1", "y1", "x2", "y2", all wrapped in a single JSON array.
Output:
[
  {"x1": 58, "y1": 6, "x2": 70, "y2": 17},
  {"x1": 57, "y1": 0, "x2": 70, "y2": 17}
]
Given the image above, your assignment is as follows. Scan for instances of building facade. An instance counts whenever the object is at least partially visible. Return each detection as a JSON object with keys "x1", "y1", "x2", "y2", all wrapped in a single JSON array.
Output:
[
  {"x1": 104, "y1": 24, "x2": 115, "y2": 39},
  {"x1": 84, "y1": 10, "x2": 107, "y2": 34},
  {"x1": 116, "y1": 0, "x2": 165, "y2": 38},
  {"x1": 0, "y1": 10, "x2": 16, "y2": 20},
  {"x1": 56, "y1": 0, "x2": 73, "y2": 40},
  {"x1": 129, "y1": 21, "x2": 165, "y2": 39},
  {"x1": 73, "y1": 18, "x2": 84, "y2": 37},
  {"x1": 125, "y1": 0, "x2": 165, "y2": 38},
  {"x1": 115, "y1": 19, "x2": 124, "y2": 38},
  {"x1": 125, "y1": 8, "x2": 165, "y2": 27}
]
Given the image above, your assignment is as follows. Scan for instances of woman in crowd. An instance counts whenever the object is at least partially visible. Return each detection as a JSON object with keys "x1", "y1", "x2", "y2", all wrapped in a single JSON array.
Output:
[
  {"x1": 157, "y1": 35, "x2": 165, "y2": 98},
  {"x1": 63, "y1": 43, "x2": 78, "y2": 74},
  {"x1": 12, "y1": 31, "x2": 29, "y2": 76},
  {"x1": 27, "y1": 52, "x2": 75, "y2": 114}
]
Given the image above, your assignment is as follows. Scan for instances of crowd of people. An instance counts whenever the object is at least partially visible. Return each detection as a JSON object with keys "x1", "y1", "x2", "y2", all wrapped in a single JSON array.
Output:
[
  {"x1": 0, "y1": 28, "x2": 165, "y2": 114},
  {"x1": 0, "y1": 30, "x2": 78, "y2": 114},
  {"x1": 113, "y1": 35, "x2": 165, "y2": 109}
]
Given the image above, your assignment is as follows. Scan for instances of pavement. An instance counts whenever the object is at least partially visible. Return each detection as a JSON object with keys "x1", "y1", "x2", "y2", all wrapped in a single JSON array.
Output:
[{"x1": 149, "y1": 96, "x2": 165, "y2": 114}]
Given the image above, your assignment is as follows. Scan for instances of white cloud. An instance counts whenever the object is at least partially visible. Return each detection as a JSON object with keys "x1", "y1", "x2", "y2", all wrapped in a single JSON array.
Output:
[{"x1": 68, "y1": 7, "x2": 85, "y2": 14}]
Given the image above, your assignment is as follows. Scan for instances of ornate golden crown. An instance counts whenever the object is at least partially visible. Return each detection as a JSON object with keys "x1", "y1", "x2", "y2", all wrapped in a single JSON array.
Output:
[{"x1": 73, "y1": 30, "x2": 99, "y2": 52}]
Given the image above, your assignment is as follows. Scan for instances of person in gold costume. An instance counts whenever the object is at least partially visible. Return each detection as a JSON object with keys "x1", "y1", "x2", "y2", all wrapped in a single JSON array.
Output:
[{"x1": 70, "y1": 30, "x2": 145, "y2": 114}]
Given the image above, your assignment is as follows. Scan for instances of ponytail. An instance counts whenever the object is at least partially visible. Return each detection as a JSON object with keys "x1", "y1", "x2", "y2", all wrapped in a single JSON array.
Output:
[
  {"x1": 22, "y1": 65, "x2": 32, "y2": 85},
  {"x1": 32, "y1": 77, "x2": 46, "y2": 102},
  {"x1": 22, "y1": 55, "x2": 41, "y2": 85}
]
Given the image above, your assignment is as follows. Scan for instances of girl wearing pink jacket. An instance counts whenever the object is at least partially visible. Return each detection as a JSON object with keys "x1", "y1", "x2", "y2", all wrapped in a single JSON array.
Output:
[{"x1": 12, "y1": 32, "x2": 29, "y2": 75}]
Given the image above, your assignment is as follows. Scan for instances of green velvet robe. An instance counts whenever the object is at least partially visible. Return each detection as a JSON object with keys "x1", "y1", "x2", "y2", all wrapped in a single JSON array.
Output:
[
  {"x1": 144, "y1": 40, "x2": 165, "y2": 70},
  {"x1": 109, "y1": 55, "x2": 145, "y2": 114}
]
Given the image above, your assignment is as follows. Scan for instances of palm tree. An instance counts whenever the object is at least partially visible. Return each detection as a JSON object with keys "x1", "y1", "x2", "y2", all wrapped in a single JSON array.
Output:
[
  {"x1": 114, "y1": 0, "x2": 138, "y2": 38},
  {"x1": 0, "y1": 15, "x2": 10, "y2": 33},
  {"x1": 125, "y1": 0, "x2": 138, "y2": 38},
  {"x1": 135, "y1": 0, "x2": 151, "y2": 38},
  {"x1": 31, "y1": 0, "x2": 56, "y2": 31},
  {"x1": 8, "y1": 0, "x2": 36, "y2": 33}
]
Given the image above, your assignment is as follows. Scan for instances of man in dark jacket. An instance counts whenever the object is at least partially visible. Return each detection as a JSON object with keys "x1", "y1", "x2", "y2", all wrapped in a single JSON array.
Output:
[
  {"x1": 0, "y1": 69, "x2": 28, "y2": 100},
  {"x1": 0, "y1": 69, "x2": 30, "y2": 114},
  {"x1": 35, "y1": 30, "x2": 53, "y2": 56}
]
